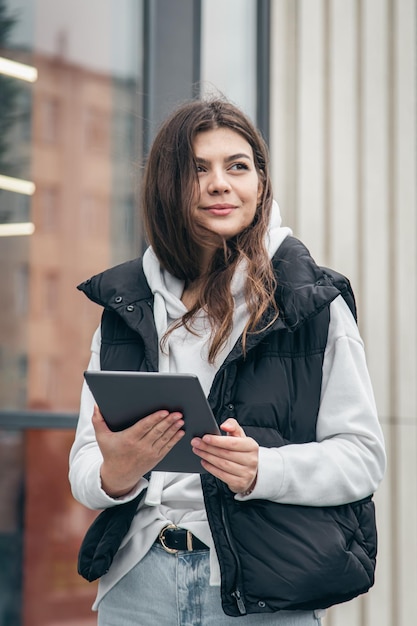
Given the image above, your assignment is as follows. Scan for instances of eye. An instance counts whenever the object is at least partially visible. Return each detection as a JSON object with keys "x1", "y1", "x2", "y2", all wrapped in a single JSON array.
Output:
[
  {"x1": 229, "y1": 162, "x2": 250, "y2": 171},
  {"x1": 196, "y1": 164, "x2": 206, "y2": 173}
]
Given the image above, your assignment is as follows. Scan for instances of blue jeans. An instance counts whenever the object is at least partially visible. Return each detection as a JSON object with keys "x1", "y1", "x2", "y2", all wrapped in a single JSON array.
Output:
[{"x1": 97, "y1": 543, "x2": 323, "y2": 626}]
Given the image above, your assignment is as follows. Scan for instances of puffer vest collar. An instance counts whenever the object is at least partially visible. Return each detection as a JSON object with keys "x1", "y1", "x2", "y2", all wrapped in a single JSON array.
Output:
[{"x1": 77, "y1": 236, "x2": 355, "y2": 365}]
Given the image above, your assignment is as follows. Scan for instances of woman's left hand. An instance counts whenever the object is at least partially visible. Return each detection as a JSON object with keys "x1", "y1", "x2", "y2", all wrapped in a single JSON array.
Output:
[{"x1": 191, "y1": 418, "x2": 258, "y2": 494}]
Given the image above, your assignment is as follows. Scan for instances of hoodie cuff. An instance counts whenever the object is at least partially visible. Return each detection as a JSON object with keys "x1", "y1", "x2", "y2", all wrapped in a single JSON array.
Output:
[{"x1": 234, "y1": 447, "x2": 285, "y2": 501}]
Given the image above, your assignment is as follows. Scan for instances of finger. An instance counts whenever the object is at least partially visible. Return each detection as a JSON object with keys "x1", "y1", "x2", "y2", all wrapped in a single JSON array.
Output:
[
  {"x1": 129, "y1": 409, "x2": 171, "y2": 436},
  {"x1": 152, "y1": 421, "x2": 185, "y2": 456},
  {"x1": 123, "y1": 411, "x2": 183, "y2": 445},
  {"x1": 198, "y1": 457, "x2": 257, "y2": 494},
  {"x1": 92, "y1": 404, "x2": 111, "y2": 434},
  {"x1": 146, "y1": 412, "x2": 184, "y2": 442},
  {"x1": 220, "y1": 418, "x2": 246, "y2": 437},
  {"x1": 194, "y1": 451, "x2": 243, "y2": 476},
  {"x1": 152, "y1": 417, "x2": 185, "y2": 446},
  {"x1": 193, "y1": 442, "x2": 257, "y2": 469},
  {"x1": 192, "y1": 433, "x2": 255, "y2": 453}
]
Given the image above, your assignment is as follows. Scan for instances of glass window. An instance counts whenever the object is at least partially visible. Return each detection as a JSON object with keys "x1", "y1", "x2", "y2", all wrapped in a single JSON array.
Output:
[
  {"x1": 200, "y1": 0, "x2": 257, "y2": 119},
  {"x1": 14, "y1": 263, "x2": 29, "y2": 315},
  {"x1": 83, "y1": 107, "x2": 109, "y2": 153},
  {"x1": 40, "y1": 96, "x2": 61, "y2": 144},
  {"x1": 38, "y1": 185, "x2": 61, "y2": 233},
  {"x1": 42, "y1": 271, "x2": 59, "y2": 315},
  {"x1": 0, "y1": 1, "x2": 144, "y2": 624},
  {"x1": 0, "y1": 0, "x2": 144, "y2": 407},
  {"x1": 0, "y1": 427, "x2": 99, "y2": 626}
]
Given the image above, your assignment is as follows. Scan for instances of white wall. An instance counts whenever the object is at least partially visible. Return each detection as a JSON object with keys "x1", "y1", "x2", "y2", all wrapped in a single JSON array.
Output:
[{"x1": 270, "y1": 1, "x2": 417, "y2": 625}]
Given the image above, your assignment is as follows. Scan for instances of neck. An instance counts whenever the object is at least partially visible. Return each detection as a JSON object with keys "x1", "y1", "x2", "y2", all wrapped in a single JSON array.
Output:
[{"x1": 181, "y1": 278, "x2": 203, "y2": 310}]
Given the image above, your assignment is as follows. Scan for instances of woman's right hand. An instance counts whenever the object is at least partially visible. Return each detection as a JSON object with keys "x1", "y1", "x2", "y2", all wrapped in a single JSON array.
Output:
[{"x1": 92, "y1": 404, "x2": 184, "y2": 498}]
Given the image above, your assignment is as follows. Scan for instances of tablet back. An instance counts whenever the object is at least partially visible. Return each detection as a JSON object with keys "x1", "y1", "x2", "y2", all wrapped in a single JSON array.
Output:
[{"x1": 84, "y1": 370, "x2": 221, "y2": 473}]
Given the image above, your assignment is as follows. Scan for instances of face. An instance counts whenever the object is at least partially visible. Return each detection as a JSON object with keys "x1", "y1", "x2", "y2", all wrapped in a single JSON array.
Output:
[{"x1": 192, "y1": 127, "x2": 262, "y2": 258}]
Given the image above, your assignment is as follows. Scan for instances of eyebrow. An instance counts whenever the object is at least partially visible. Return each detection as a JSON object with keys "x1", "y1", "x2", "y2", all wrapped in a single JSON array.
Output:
[{"x1": 195, "y1": 153, "x2": 252, "y2": 165}]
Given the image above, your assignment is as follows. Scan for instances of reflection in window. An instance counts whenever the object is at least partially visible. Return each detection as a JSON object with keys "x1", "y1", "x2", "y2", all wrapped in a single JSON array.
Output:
[
  {"x1": 81, "y1": 294, "x2": 100, "y2": 327},
  {"x1": 1, "y1": 0, "x2": 144, "y2": 622},
  {"x1": 16, "y1": 88, "x2": 32, "y2": 144},
  {"x1": 41, "y1": 357, "x2": 58, "y2": 405},
  {"x1": 201, "y1": 0, "x2": 257, "y2": 119},
  {"x1": 17, "y1": 354, "x2": 28, "y2": 379},
  {"x1": 84, "y1": 107, "x2": 109, "y2": 153},
  {"x1": 122, "y1": 198, "x2": 134, "y2": 246},
  {"x1": 40, "y1": 97, "x2": 61, "y2": 144},
  {"x1": 39, "y1": 186, "x2": 60, "y2": 233},
  {"x1": 81, "y1": 193, "x2": 108, "y2": 238},
  {"x1": 0, "y1": 73, "x2": 22, "y2": 176},
  {"x1": 43, "y1": 272, "x2": 59, "y2": 316},
  {"x1": 113, "y1": 110, "x2": 138, "y2": 161},
  {"x1": 0, "y1": 430, "x2": 24, "y2": 626},
  {"x1": 14, "y1": 264, "x2": 29, "y2": 316},
  {"x1": 0, "y1": 205, "x2": 12, "y2": 224},
  {"x1": 0, "y1": 190, "x2": 30, "y2": 224},
  {"x1": 32, "y1": 357, "x2": 58, "y2": 407}
]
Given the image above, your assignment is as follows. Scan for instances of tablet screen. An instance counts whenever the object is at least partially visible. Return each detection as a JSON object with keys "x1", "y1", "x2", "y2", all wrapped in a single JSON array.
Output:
[{"x1": 84, "y1": 370, "x2": 221, "y2": 473}]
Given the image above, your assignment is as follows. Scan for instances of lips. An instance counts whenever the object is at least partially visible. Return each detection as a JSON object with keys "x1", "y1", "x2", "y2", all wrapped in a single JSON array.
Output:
[{"x1": 202, "y1": 204, "x2": 236, "y2": 216}]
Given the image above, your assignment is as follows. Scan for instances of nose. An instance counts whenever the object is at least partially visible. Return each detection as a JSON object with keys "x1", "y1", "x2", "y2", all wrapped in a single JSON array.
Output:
[{"x1": 207, "y1": 168, "x2": 231, "y2": 194}]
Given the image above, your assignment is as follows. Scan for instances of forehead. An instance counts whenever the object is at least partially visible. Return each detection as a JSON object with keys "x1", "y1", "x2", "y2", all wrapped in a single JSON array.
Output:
[{"x1": 193, "y1": 127, "x2": 254, "y2": 160}]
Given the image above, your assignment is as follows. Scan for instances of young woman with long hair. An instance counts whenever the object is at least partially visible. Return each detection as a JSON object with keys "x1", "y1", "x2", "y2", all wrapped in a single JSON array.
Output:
[{"x1": 69, "y1": 98, "x2": 386, "y2": 626}]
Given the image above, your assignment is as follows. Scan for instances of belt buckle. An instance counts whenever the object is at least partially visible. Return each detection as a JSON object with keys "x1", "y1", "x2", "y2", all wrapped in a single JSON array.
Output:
[{"x1": 159, "y1": 524, "x2": 180, "y2": 554}]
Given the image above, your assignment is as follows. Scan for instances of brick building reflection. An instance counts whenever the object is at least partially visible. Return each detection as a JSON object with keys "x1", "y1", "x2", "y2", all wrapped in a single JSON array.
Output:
[
  {"x1": 1, "y1": 43, "x2": 141, "y2": 625},
  {"x1": 27, "y1": 50, "x2": 112, "y2": 626}
]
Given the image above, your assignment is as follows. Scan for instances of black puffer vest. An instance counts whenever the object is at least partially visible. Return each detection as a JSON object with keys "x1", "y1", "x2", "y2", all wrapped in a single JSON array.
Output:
[{"x1": 78, "y1": 236, "x2": 377, "y2": 616}]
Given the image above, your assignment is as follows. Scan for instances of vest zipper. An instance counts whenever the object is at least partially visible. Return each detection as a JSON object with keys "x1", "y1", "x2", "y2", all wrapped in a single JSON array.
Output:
[
  {"x1": 220, "y1": 489, "x2": 247, "y2": 615},
  {"x1": 212, "y1": 366, "x2": 247, "y2": 615},
  {"x1": 231, "y1": 589, "x2": 246, "y2": 615}
]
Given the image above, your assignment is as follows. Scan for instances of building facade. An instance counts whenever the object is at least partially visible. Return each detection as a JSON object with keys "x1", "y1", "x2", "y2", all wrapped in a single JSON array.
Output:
[{"x1": 0, "y1": 1, "x2": 415, "y2": 625}]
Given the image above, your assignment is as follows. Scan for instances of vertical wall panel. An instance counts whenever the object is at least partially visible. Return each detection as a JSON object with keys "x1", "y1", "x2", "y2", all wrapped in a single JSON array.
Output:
[
  {"x1": 395, "y1": 425, "x2": 417, "y2": 624},
  {"x1": 327, "y1": 0, "x2": 359, "y2": 287},
  {"x1": 385, "y1": 1, "x2": 417, "y2": 624},
  {"x1": 394, "y1": 0, "x2": 417, "y2": 422},
  {"x1": 390, "y1": 0, "x2": 417, "y2": 619},
  {"x1": 297, "y1": 0, "x2": 326, "y2": 262},
  {"x1": 360, "y1": 0, "x2": 391, "y2": 414},
  {"x1": 358, "y1": 7, "x2": 394, "y2": 622},
  {"x1": 270, "y1": 0, "x2": 298, "y2": 229},
  {"x1": 270, "y1": 1, "x2": 417, "y2": 625},
  {"x1": 326, "y1": 598, "x2": 362, "y2": 626},
  {"x1": 364, "y1": 423, "x2": 393, "y2": 626}
]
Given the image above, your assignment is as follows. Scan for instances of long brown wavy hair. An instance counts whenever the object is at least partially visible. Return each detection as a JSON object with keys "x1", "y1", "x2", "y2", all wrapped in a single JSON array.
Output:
[{"x1": 142, "y1": 98, "x2": 278, "y2": 363}]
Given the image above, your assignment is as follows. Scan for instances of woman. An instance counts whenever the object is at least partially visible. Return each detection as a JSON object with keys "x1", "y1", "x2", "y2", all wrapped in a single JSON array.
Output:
[{"x1": 69, "y1": 98, "x2": 386, "y2": 625}]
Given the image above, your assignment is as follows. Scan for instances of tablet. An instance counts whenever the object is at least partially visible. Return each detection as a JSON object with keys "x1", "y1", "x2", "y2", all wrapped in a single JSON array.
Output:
[{"x1": 83, "y1": 370, "x2": 221, "y2": 473}]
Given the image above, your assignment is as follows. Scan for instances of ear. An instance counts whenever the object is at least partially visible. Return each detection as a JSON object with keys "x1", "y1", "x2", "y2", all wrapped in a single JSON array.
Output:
[{"x1": 257, "y1": 171, "x2": 264, "y2": 202}]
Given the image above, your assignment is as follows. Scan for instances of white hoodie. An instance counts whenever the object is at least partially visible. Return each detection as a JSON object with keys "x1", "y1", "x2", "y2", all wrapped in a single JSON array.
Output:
[{"x1": 69, "y1": 201, "x2": 386, "y2": 608}]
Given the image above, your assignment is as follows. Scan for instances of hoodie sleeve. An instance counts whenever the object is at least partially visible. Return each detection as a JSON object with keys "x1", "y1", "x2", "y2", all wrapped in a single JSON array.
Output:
[
  {"x1": 68, "y1": 326, "x2": 148, "y2": 509},
  {"x1": 236, "y1": 295, "x2": 386, "y2": 506}
]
